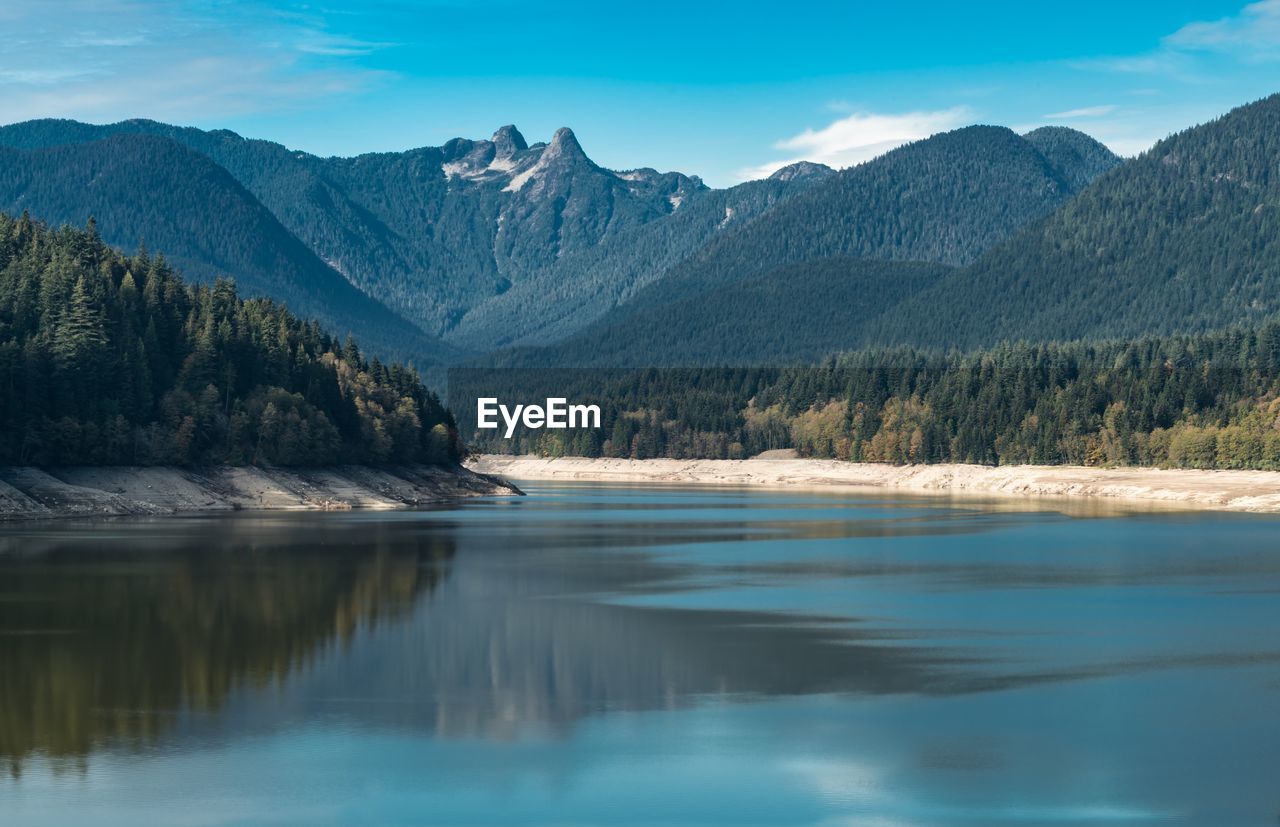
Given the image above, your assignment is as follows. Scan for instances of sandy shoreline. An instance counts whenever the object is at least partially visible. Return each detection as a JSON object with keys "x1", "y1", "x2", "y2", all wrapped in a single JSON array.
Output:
[
  {"x1": 467, "y1": 455, "x2": 1280, "y2": 513},
  {"x1": 0, "y1": 464, "x2": 519, "y2": 523}
]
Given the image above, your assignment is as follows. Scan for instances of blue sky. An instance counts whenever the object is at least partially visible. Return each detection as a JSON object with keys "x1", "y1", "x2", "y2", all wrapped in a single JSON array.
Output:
[{"x1": 3, "y1": 1, "x2": 1279, "y2": 185}]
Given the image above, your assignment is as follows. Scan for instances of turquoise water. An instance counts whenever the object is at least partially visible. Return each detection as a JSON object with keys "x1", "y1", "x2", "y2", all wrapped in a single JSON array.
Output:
[{"x1": 1, "y1": 483, "x2": 1279, "y2": 825}]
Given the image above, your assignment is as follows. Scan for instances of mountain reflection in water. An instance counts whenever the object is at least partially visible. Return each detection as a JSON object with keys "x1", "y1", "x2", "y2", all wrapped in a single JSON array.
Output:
[
  {"x1": 0, "y1": 500, "x2": 995, "y2": 765},
  {"x1": 0, "y1": 519, "x2": 454, "y2": 767},
  {"x1": 2, "y1": 484, "x2": 1279, "y2": 826}
]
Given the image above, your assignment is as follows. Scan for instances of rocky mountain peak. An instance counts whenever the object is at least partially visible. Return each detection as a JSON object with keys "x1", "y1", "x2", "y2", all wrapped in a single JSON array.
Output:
[
  {"x1": 768, "y1": 161, "x2": 835, "y2": 182},
  {"x1": 544, "y1": 127, "x2": 588, "y2": 163},
  {"x1": 491, "y1": 125, "x2": 528, "y2": 158}
]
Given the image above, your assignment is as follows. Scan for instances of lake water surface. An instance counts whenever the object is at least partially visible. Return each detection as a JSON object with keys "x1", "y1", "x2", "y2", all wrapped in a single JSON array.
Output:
[{"x1": 1, "y1": 483, "x2": 1279, "y2": 826}]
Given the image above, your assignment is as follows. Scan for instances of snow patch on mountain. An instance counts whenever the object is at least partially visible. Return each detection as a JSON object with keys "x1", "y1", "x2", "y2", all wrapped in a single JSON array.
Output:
[
  {"x1": 442, "y1": 154, "x2": 523, "y2": 181},
  {"x1": 503, "y1": 154, "x2": 546, "y2": 192},
  {"x1": 488, "y1": 156, "x2": 517, "y2": 173}
]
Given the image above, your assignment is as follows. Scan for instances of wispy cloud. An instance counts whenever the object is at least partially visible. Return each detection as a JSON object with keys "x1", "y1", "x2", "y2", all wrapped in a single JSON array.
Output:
[
  {"x1": 1165, "y1": 0, "x2": 1280, "y2": 59},
  {"x1": 0, "y1": 0, "x2": 391, "y2": 124},
  {"x1": 1076, "y1": 0, "x2": 1280, "y2": 76},
  {"x1": 61, "y1": 33, "x2": 149, "y2": 48},
  {"x1": 1048, "y1": 0, "x2": 1280, "y2": 158},
  {"x1": 1073, "y1": 52, "x2": 1188, "y2": 75},
  {"x1": 0, "y1": 67, "x2": 100, "y2": 85},
  {"x1": 737, "y1": 107, "x2": 971, "y2": 181},
  {"x1": 294, "y1": 32, "x2": 396, "y2": 57},
  {"x1": 1043, "y1": 104, "x2": 1118, "y2": 119}
]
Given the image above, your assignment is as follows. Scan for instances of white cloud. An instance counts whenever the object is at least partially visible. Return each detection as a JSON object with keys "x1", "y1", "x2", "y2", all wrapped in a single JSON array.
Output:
[
  {"x1": 1077, "y1": 0, "x2": 1280, "y2": 75},
  {"x1": 737, "y1": 107, "x2": 971, "y2": 181},
  {"x1": 295, "y1": 32, "x2": 395, "y2": 57},
  {"x1": 0, "y1": 67, "x2": 100, "y2": 86},
  {"x1": 1042, "y1": 104, "x2": 1118, "y2": 119},
  {"x1": 1, "y1": 59, "x2": 391, "y2": 124},
  {"x1": 0, "y1": 0, "x2": 390, "y2": 125},
  {"x1": 1165, "y1": 0, "x2": 1280, "y2": 59},
  {"x1": 1047, "y1": 2, "x2": 1280, "y2": 160},
  {"x1": 62, "y1": 33, "x2": 149, "y2": 48}
]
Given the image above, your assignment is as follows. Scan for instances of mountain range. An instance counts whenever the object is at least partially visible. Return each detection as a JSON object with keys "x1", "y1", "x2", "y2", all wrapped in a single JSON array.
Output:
[
  {"x1": 3, "y1": 93, "x2": 1280, "y2": 371},
  {"x1": 492, "y1": 94, "x2": 1280, "y2": 366},
  {"x1": 499, "y1": 124, "x2": 1120, "y2": 365},
  {"x1": 0, "y1": 118, "x2": 821, "y2": 355},
  {"x1": 0, "y1": 134, "x2": 454, "y2": 366},
  {"x1": 863, "y1": 94, "x2": 1280, "y2": 348}
]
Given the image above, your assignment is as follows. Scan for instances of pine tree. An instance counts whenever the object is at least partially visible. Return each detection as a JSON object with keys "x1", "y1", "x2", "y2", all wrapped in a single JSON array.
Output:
[{"x1": 53, "y1": 275, "x2": 107, "y2": 372}]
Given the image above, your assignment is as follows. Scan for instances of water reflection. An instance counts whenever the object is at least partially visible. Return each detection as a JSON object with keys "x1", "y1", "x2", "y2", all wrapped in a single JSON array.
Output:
[
  {"x1": 0, "y1": 506, "x2": 989, "y2": 765},
  {"x1": 1, "y1": 485, "x2": 1279, "y2": 825},
  {"x1": 0, "y1": 518, "x2": 453, "y2": 768}
]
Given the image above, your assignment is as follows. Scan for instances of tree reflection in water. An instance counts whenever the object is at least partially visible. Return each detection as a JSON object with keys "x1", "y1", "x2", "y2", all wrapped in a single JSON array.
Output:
[{"x1": 0, "y1": 516, "x2": 454, "y2": 772}]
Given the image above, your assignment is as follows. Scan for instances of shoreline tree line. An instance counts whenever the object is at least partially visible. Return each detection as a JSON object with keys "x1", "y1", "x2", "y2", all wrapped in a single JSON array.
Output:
[
  {"x1": 464, "y1": 327, "x2": 1280, "y2": 471},
  {"x1": 0, "y1": 214, "x2": 458, "y2": 467}
]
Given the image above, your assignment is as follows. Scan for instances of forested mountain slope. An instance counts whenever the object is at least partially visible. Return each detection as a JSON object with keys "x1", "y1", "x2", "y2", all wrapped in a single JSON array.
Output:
[
  {"x1": 445, "y1": 169, "x2": 824, "y2": 349},
  {"x1": 0, "y1": 117, "x2": 1121, "y2": 359},
  {"x1": 485, "y1": 259, "x2": 951, "y2": 366},
  {"x1": 1022, "y1": 126, "x2": 1125, "y2": 191},
  {"x1": 0, "y1": 119, "x2": 759, "y2": 348},
  {"x1": 0, "y1": 135, "x2": 456, "y2": 366},
  {"x1": 494, "y1": 125, "x2": 1120, "y2": 366},
  {"x1": 865, "y1": 93, "x2": 1280, "y2": 348},
  {"x1": 611, "y1": 124, "x2": 1118, "y2": 305},
  {"x1": 0, "y1": 213, "x2": 457, "y2": 466}
]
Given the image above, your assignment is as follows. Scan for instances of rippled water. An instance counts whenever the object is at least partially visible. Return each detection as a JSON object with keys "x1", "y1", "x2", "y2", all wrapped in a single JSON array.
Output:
[{"x1": 1, "y1": 483, "x2": 1278, "y2": 825}]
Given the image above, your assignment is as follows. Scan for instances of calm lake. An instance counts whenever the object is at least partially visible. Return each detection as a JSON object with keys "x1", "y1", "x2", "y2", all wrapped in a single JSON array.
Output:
[{"x1": 1, "y1": 482, "x2": 1278, "y2": 826}]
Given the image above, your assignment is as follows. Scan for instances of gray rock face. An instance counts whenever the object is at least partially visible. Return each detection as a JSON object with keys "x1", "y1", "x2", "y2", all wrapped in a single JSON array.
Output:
[
  {"x1": 768, "y1": 160, "x2": 835, "y2": 182},
  {"x1": 491, "y1": 124, "x2": 528, "y2": 157}
]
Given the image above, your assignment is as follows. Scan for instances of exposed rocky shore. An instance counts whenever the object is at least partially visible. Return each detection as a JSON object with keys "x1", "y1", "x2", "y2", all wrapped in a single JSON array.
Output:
[
  {"x1": 469, "y1": 454, "x2": 1280, "y2": 513},
  {"x1": 0, "y1": 464, "x2": 520, "y2": 522}
]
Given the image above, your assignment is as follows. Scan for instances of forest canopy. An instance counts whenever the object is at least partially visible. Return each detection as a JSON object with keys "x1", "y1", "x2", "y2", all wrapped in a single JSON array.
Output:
[
  {"x1": 463, "y1": 327, "x2": 1280, "y2": 472},
  {"x1": 0, "y1": 213, "x2": 458, "y2": 467}
]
